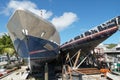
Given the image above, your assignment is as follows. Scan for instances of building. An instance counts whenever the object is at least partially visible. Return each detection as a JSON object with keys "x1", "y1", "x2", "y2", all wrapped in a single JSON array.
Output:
[{"x1": 96, "y1": 43, "x2": 120, "y2": 74}]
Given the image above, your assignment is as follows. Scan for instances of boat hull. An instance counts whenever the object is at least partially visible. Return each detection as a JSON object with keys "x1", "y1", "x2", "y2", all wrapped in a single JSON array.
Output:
[{"x1": 7, "y1": 9, "x2": 60, "y2": 68}]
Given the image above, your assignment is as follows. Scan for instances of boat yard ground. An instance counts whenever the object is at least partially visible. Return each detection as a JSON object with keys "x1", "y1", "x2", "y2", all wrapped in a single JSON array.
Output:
[{"x1": 0, "y1": 65, "x2": 114, "y2": 80}]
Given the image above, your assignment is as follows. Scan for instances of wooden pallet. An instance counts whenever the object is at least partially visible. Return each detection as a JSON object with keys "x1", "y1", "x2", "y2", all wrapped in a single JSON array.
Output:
[{"x1": 73, "y1": 68, "x2": 101, "y2": 75}]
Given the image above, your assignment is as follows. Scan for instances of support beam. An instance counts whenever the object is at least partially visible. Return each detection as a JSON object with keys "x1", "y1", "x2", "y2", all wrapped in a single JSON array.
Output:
[
  {"x1": 67, "y1": 50, "x2": 80, "y2": 63},
  {"x1": 76, "y1": 53, "x2": 91, "y2": 69},
  {"x1": 45, "y1": 63, "x2": 48, "y2": 80},
  {"x1": 66, "y1": 53, "x2": 73, "y2": 67},
  {"x1": 66, "y1": 53, "x2": 70, "y2": 61},
  {"x1": 73, "y1": 50, "x2": 81, "y2": 68},
  {"x1": 62, "y1": 65, "x2": 67, "y2": 80},
  {"x1": 68, "y1": 66, "x2": 72, "y2": 80}
]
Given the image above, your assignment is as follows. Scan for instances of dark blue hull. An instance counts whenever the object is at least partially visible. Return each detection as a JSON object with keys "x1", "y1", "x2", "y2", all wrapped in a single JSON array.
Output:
[{"x1": 14, "y1": 35, "x2": 60, "y2": 66}]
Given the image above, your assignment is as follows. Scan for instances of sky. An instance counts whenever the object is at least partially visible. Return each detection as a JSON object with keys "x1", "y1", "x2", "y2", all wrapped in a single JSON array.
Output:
[{"x1": 0, "y1": 0, "x2": 120, "y2": 44}]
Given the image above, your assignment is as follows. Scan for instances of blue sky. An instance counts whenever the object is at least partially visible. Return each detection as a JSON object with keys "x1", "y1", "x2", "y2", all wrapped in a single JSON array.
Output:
[{"x1": 0, "y1": 0, "x2": 120, "y2": 44}]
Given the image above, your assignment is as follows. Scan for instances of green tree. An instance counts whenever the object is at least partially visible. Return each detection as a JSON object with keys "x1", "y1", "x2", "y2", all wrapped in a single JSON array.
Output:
[
  {"x1": 107, "y1": 44, "x2": 117, "y2": 49},
  {"x1": 0, "y1": 34, "x2": 15, "y2": 63}
]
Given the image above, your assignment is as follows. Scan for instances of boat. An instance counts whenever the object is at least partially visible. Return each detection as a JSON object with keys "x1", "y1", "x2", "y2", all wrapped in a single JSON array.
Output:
[
  {"x1": 7, "y1": 9, "x2": 60, "y2": 70},
  {"x1": 60, "y1": 16, "x2": 120, "y2": 58}
]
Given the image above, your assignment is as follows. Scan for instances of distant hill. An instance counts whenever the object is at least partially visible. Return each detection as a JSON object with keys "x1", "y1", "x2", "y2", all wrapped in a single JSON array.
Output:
[
  {"x1": 106, "y1": 43, "x2": 117, "y2": 49},
  {"x1": 96, "y1": 43, "x2": 118, "y2": 51}
]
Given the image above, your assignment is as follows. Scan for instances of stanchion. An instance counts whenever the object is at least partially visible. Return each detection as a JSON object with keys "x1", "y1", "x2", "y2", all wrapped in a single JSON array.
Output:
[{"x1": 45, "y1": 63, "x2": 48, "y2": 80}]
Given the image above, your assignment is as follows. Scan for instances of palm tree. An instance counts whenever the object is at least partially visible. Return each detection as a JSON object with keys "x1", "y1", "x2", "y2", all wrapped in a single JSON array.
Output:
[{"x1": 0, "y1": 34, "x2": 15, "y2": 63}]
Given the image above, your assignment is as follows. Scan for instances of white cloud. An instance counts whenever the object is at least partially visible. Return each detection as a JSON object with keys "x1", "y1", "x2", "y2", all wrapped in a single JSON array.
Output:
[
  {"x1": 1, "y1": 0, "x2": 53, "y2": 19},
  {"x1": 1, "y1": 0, "x2": 78, "y2": 31},
  {"x1": 51, "y1": 12, "x2": 78, "y2": 31}
]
